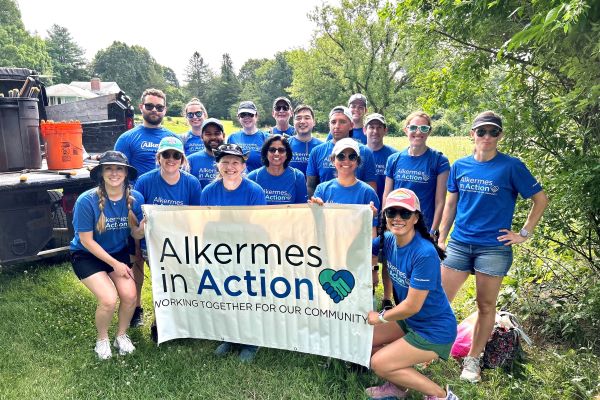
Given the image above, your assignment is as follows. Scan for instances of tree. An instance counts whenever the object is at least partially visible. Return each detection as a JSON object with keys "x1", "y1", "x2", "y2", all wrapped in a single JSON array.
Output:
[
  {"x1": 45, "y1": 24, "x2": 87, "y2": 83},
  {"x1": 161, "y1": 66, "x2": 179, "y2": 88},
  {"x1": 207, "y1": 53, "x2": 241, "y2": 119},
  {"x1": 184, "y1": 51, "x2": 211, "y2": 100}
]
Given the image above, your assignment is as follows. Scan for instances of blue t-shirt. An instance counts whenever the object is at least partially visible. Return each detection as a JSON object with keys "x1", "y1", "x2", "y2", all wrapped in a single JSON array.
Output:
[
  {"x1": 134, "y1": 169, "x2": 202, "y2": 206},
  {"x1": 247, "y1": 166, "x2": 308, "y2": 205},
  {"x1": 288, "y1": 136, "x2": 323, "y2": 175},
  {"x1": 372, "y1": 144, "x2": 397, "y2": 203},
  {"x1": 70, "y1": 188, "x2": 144, "y2": 254},
  {"x1": 372, "y1": 232, "x2": 457, "y2": 344},
  {"x1": 188, "y1": 150, "x2": 218, "y2": 189},
  {"x1": 447, "y1": 152, "x2": 542, "y2": 246},
  {"x1": 306, "y1": 141, "x2": 377, "y2": 184},
  {"x1": 385, "y1": 148, "x2": 450, "y2": 230},
  {"x1": 314, "y1": 179, "x2": 380, "y2": 226},
  {"x1": 272, "y1": 126, "x2": 295, "y2": 135},
  {"x1": 200, "y1": 178, "x2": 267, "y2": 206},
  {"x1": 226, "y1": 130, "x2": 269, "y2": 172},
  {"x1": 181, "y1": 130, "x2": 205, "y2": 155},
  {"x1": 114, "y1": 125, "x2": 176, "y2": 179},
  {"x1": 326, "y1": 128, "x2": 367, "y2": 145}
]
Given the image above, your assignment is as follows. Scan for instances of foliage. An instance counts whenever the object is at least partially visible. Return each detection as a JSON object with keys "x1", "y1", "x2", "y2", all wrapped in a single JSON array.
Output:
[
  {"x1": 184, "y1": 51, "x2": 212, "y2": 100},
  {"x1": 206, "y1": 54, "x2": 241, "y2": 120},
  {"x1": 45, "y1": 25, "x2": 87, "y2": 84}
]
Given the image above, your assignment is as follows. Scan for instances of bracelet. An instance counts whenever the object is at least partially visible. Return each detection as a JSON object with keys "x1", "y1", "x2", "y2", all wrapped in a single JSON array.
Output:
[{"x1": 378, "y1": 310, "x2": 388, "y2": 324}]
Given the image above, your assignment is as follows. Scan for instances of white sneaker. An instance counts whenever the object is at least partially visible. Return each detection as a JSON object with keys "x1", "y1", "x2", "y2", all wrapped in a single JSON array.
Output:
[
  {"x1": 94, "y1": 338, "x2": 112, "y2": 360},
  {"x1": 460, "y1": 356, "x2": 481, "y2": 383},
  {"x1": 113, "y1": 334, "x2": 135, "y2": 355}
]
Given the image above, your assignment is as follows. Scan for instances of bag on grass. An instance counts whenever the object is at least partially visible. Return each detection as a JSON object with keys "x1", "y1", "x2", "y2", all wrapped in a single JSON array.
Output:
[
  {"x1": 482, "y1": 311, "x2": 532, "y2": 370},
  {"x1": 450, "y1": 311, "x2": 478, "y2": 358}
]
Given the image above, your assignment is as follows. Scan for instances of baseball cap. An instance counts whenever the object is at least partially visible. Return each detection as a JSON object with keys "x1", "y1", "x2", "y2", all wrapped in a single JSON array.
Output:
[
  {"x1": 273, "y1": 97, "x2": 292, "y2": 109},
  {"x1": 383, "y1": 188, "x2": 421, "y2": 212},
  {"x1": 471, "y1": 112, "x2": 502, "y2": 130},
  {"x1": 332, "y1": 137, "x2": 360, "y2": 156},
  {"x1": 90, "y1": 151, "x2": 138, "y2": 181},
  {"x1": 237, "y1": 101, "x2": 257, "y2": 115},
  {"x1": 201, "y1": 118, "x2": 224, "y2": 134},
  {"x1": 348, "y1": 93, "x2": 367, "y2": 107},
  {"x1": 329, "y1": 106, "x2": 353, "y2": 122},
  {"x1": 364, "y1": 113, "x2": 386, "y2": 127},
  {"x1": 214, "y1": 143, "x2": 248, "y2": 162},
  {"x1": 157, "y1": 136, "x2": 184, "y2": 155}
]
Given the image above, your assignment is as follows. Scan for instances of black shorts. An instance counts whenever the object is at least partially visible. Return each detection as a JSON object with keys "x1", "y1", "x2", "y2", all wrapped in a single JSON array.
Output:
[{"x1": 71, "y1": 247, "x2": 131, "y2": 280}]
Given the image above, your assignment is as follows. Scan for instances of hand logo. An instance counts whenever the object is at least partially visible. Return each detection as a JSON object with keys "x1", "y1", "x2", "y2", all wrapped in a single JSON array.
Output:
[{"x1": 319, "y1": 269, "x2": 355, "y2": 303}]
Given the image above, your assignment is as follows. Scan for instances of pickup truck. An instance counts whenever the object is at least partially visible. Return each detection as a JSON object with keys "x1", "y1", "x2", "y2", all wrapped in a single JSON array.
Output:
[{"x1": 0, "y1": 67, "x2": 134, "y2": 266}]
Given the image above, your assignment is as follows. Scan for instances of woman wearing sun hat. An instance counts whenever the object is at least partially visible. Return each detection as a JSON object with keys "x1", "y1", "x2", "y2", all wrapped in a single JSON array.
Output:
[
  {"x1": 365, "y1": 188, "x2": 458, "y2": 400},
  {"x1": 69, "y1": 151, "x2": 145, "y2": 360},
  {"x1": 438, "y1": 111, "x2": 548, "y2": 383}
]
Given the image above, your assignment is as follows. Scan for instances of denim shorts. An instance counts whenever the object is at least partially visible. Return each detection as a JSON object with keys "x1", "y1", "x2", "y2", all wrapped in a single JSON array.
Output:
[{"x1": 443, "y1": 239, "x2": 513, "y2": 277}]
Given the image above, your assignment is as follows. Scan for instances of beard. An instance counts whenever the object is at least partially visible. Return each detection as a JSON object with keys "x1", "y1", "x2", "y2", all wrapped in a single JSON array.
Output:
[
  {"x1": 204, "y1": 139, "x2": 224, "y2": 150},
  {"x1": 143, "y1": 112, "x2": 163, "y2": 126}
]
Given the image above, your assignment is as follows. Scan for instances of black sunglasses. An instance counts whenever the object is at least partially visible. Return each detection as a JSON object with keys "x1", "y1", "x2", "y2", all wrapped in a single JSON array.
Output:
[
  {"x1": 186, "y1": 111, "x2": 203, "y2": 119},
  {"x1": 143, "y1": 103, "x2": 165, "y2": 112},
  {"x1": 475, "y1": 127, "x2": 502, "y2": 137},
  {"x1": 335, "y1": 153, "x2": 358, "y2": 162},
  {"x1": 161, "y1": 151, "x2": 182, "y2": 160},
  {"x1": 268, "y1": 147, "x2": 286, "y2": 154},
  {"x1": 274, "y1": 105, "x2": 290, "y2": 112},
  {"x1": 239, "y1": 112, "x2": 255, "y2": 118},
  {"x1": 385, "y1": 208, "x2": 414, "y2": 220}
]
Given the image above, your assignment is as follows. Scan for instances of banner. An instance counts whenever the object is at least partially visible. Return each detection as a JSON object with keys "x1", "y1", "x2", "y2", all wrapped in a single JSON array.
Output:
[{"x1": 144, "y1": 204, "x2": 374, "y2": 366}]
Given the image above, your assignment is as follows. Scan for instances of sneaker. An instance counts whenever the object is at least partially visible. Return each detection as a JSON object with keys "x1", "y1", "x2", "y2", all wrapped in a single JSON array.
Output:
[
  {"x1": 460, "y1": 356, "x2": 481, "y2": 383},
  {"x1": 239, "y1": 345, "x2": 259, "y2": 363},
  {"x1": 365, "y1": 381, "x2": 408, "y2": 399},
  {"x1": 113, "y1": 334, "x2": 135, "y2": 355},
  {"x1": 94, "y1": 338, "x2": 112, "y2": 360},
  {"x1": 214, "y1": 341, "x2": 235, "y2": 357},
  {"x1": 130, "y1": 306, "x2": 144, "y2": 328},
  {"x1": 423, "y1": 385, "x2": 459, "y2": 400}
]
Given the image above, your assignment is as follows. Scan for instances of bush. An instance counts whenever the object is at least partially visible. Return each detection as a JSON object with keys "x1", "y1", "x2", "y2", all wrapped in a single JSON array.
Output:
[{"x1": 431, "y1": 119, "x2": 457, "y2": 136}]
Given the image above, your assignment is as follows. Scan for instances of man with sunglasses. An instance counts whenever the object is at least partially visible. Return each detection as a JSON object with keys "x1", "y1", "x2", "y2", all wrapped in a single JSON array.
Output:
[
  {"x1": 114, "y1": 88, "x2": 176, "y2": 181},
  {"x1": 227, "y1": 100, "x2": 268, "y2": 173},
  {"x1": 270, "y1": 97, "x2": 295, "y2": 135},
  {"x1": 188, "y1": 118, "x2": 226, "y2": 189},
  {"x1": 325, "y1": 93, "x2": 369, "y2": 144},
  {"x1": 288, "y1": 104, "x2": 323, "y2": 175},
  {"x1": 307, "y1": 106, "x2": 377, "y2": 198}
]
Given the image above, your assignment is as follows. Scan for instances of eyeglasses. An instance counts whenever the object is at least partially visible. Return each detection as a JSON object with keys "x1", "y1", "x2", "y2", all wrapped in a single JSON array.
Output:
[
  {"x1": 406, "y1": 124, "x2": 431, "y2": 133},
  {"x1": 143, "y1": 103, "x2": 165, "y2": 112},
  {"x1": 239, "y1": 112, "x2": 255, "y2": 119},
  {"x1": 474, "y1": 127, "x2": 501, "y2": 137},
  {"x1": 384, "y1": 208, "x2": 414, "y2": 220},
  {"x1": 335, "y1": 153, "x2": 359, "y2": 162},
  {"x1": 186, "y1": 111, "x2": 203, "y2": 119},
  {"x1": 268, "y1": 147, "x2": 286, "y2": 154},
  {"x1": 161, "y1": 151, "x2": 182, "y2": 160},
  {"x1": 274, "y1": 105, "x2": 290, "y2": 112}
]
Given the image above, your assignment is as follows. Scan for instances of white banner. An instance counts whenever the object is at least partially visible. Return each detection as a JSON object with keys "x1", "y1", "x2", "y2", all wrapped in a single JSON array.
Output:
[{"x1": 144, "y1": 204, "x2": 374, "y2": 366}]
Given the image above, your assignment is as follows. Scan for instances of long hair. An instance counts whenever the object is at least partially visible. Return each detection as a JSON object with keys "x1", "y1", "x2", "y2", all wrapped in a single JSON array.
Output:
[
  {"x1": 95, "y1": 175, "x2": 139, "y2": 233},
  {"x1": 260, "y1": 135, "x2": 293, "y2": 168}
]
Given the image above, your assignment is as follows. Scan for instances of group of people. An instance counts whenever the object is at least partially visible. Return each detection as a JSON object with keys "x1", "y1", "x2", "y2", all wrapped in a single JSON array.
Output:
[{"x1": 68, "y1": 88, "x2": 548, "y2": 400}]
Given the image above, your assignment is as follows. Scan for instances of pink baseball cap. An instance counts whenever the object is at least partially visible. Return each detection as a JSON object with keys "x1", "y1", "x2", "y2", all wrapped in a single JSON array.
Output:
[{"x1": 383, "y1": 188, "x2": 421, "y2": 212}]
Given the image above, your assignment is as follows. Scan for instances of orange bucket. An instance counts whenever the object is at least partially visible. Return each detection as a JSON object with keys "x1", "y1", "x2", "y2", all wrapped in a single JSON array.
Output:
[{"x1": 41, "y1": 121, "x2": 84, "y2": 170}]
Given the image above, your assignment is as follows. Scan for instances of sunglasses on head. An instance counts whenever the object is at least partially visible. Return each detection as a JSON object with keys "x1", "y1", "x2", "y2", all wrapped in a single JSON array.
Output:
[
  {"x1": 384, "y1": 208, "x2": 414, "y2": 220},
  {"x1": 274, "y1": 105, "x2": 290, "y2": 112},
  {"x1": 239, "y1": 112, "x2": 255, "y2": 119},
  {"x1": 186, "y1": 111, "x2": 203, "y2": 119},
  {"x1": 335, "y1": 152, "x2": 358, "y2": 162},
  {"x1": 406, "y1": 124, "x2": 431, "y2": 133},
  {"x1": 161, "y1": 151, "x2": 182, "y2": 160},
  {"x1": 474, "y1": 127, "x2": 502, "y2": 137},
  {"x1": 268, "y1": 147, "x2": 286, "y2": 154},
  {"x1": 143, "y1": 103, "x2": 165, "y2": 112}
]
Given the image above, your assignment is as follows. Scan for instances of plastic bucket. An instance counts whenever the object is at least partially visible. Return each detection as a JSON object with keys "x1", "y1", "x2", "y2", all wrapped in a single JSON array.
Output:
[
  {"x1": 41, "y1": 121, "x2": 84, "y2": 170},
  {"x1": 0, "y1": 97, "x2": 42, "y2": 172}
]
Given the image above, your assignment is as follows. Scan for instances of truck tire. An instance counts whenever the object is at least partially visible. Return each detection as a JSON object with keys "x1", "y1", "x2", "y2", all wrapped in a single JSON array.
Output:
[{"x1": 42, "y1": 190, "x2": 69, "y2": 263}]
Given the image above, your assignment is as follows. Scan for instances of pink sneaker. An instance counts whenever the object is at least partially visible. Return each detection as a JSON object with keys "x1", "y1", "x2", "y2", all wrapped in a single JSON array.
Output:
[
  {"x1": 365, "y1": 381, "x2": 408, "y2": 399},
  {"x1": 423, "y1": 385, "x2": 459, "y2": 400}
]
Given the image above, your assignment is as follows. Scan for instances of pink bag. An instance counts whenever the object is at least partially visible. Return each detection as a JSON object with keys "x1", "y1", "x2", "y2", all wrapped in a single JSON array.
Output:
[{"x1": 450, "y1": 311, "x2": 478, "y2": 358}]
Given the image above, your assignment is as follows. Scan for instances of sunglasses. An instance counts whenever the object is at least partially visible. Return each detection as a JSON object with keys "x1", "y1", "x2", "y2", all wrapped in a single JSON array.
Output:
[
  {"x1": 186, "y1": 111, "x2": 203, "y2": 119},
  {"x1": 143, "y1": 103, "x2": 165, "y2": 112},
  {"x1": 406, "y1": 124, "x2": 431, "y2": 133},
  {"x1": 274, "y1": 105, "x2": 290, "y2": 112},
  {"x1": 161, "y1": 151, "x2": 182, "y2": 160},
  {"x1": 268, "y1": 147, "x2": 286, "y2": 154},
  {"x1": 385, "y1": 208, "x2": 414, "y2": 220},
  {"x1": 239, "y1": 112, "x2": 255, "y2": 119},
  {"x1": 335, "y1": 152, "x2": 359, "y2": 162},
  {"x1": 474, "y1": 127, "x2": 501, "y2": 137}
]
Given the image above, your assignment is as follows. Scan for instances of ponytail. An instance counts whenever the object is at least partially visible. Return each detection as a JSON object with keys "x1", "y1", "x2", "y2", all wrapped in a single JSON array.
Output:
[{"x1": 124, "y1": 178, "x2": 139, "y2": 229}]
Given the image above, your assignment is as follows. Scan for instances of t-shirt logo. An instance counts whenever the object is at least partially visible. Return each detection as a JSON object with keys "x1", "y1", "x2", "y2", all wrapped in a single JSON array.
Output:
[
  {"x1": 395, "y1": 168, "x2": 430, "y2": 183},
  {"x1": 141, "y1": 141, "x2": 159, "y2": 150},
  {"x1": 386, "y1": 261, "x2": 409, "y2": 287},
  {"x1": 104, "y1": 216, "x2": 129, "y2": 231},
  {"x1": 459, "y1": 176, "x2": 499, "y2": 195}
]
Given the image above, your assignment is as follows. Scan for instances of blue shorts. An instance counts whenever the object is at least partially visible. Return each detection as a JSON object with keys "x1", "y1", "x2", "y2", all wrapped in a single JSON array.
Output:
[{"x1": 443, "y1": 239, "x2": 513, "y2": 277}]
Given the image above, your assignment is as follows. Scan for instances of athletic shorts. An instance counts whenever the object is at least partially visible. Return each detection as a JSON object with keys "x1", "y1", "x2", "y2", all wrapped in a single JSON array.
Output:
[
  {"x1": 443, "y1": 239, "x2": 513, "y2": 277},
  {"x1": 70, "y1": 246, "x2": 130, "y2": 280},
  {"x1": 397, "y1": 320, "x2": 452, "y2": 360}
]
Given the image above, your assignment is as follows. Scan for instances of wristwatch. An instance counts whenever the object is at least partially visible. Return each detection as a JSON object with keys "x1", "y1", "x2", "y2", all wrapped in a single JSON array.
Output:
[
  {"x1": 378, "y1": 310, "x2": 388, "y2": 324},
  {"x1": 519, "y1": 228, "x2": 530, "y2": 238}
]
